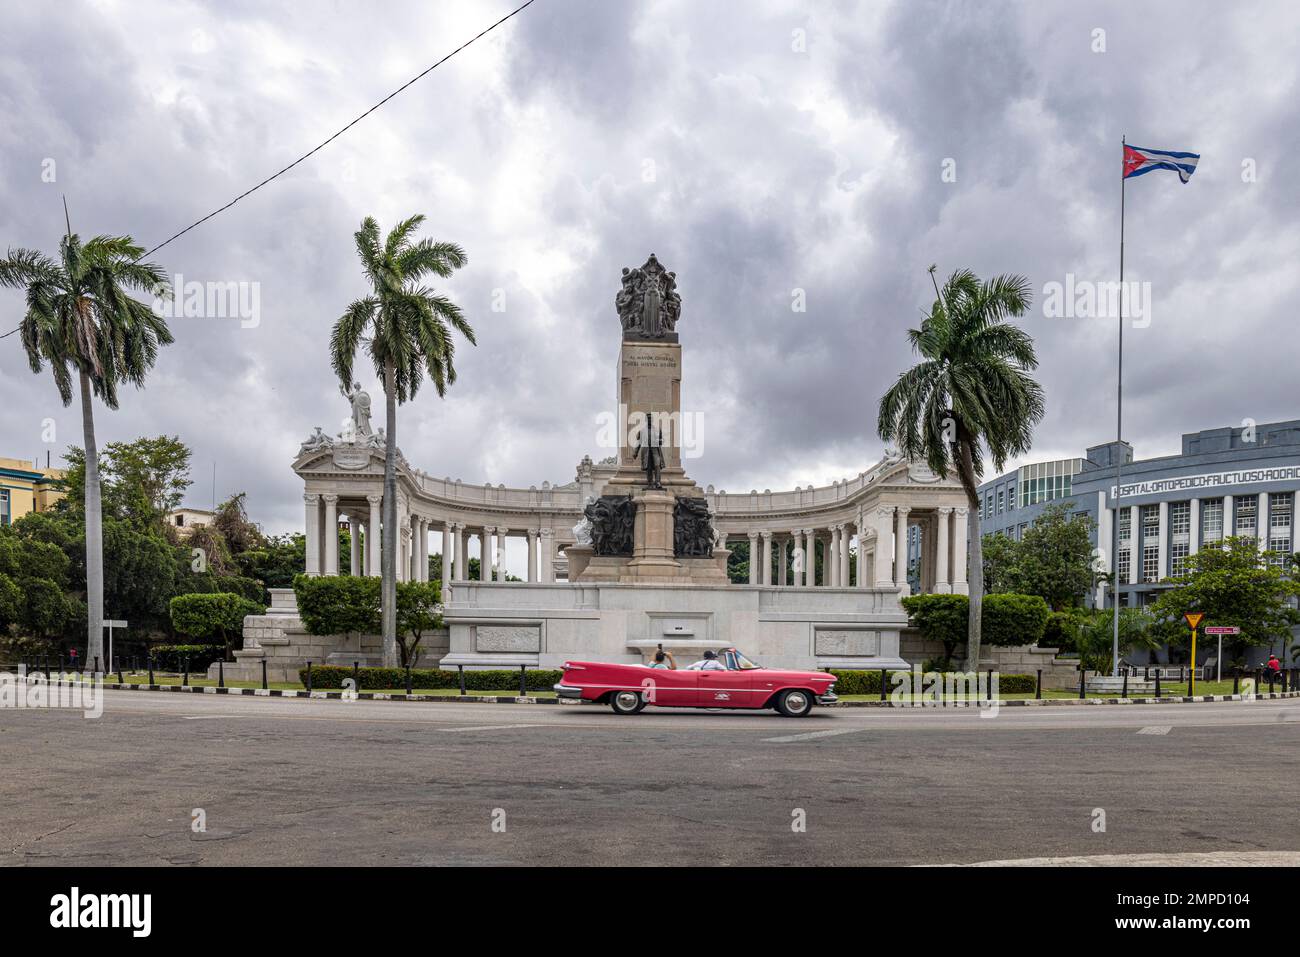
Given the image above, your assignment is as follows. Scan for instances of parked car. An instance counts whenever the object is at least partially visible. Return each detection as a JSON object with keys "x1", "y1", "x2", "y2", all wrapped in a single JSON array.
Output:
[{"x1": 554, "y1": 647, "x2": 838, "y2": 717}]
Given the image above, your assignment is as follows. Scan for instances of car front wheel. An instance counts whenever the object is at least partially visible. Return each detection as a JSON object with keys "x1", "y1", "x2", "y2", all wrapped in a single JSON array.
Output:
[
  {"x1": 609, "y1": 690, "x2": 644, "y2": 715},
  {"x1": 775, "y1": 689, "x2": 813, "y2": 717}
]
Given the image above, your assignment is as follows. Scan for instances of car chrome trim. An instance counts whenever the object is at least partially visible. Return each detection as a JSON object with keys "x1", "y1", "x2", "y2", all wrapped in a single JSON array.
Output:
[{"x1": 553, "y1": 684, "x2": 585, "y2": 698}]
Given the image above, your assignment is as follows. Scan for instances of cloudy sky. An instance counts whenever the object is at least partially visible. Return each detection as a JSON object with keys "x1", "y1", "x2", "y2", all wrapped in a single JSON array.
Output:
[{"x1": 3, "y1": 0, "x2": 1297, "y2": 555}]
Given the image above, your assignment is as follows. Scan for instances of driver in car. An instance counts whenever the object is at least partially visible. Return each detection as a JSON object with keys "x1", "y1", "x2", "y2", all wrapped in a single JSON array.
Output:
[{"x1": 687, "y1": 649, "x2": 727, "y2": 671}]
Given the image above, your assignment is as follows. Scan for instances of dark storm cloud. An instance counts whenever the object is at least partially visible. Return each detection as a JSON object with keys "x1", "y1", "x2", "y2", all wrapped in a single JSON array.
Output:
[{"x1": 2, "y1": 0, "x2": 1297, "y2": 552}]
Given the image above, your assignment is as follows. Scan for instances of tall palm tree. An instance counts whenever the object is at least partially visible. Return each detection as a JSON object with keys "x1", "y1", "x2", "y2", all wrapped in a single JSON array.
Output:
[
  {"x1": 0, "y1": 234, "x2": 172, "y2": 670},
  {"x1": 330, "y1": 215, "x2": 473, "y2": 667},
  {"x1": 877, "y1": 266, "x2": 1043, "y2": 671}
]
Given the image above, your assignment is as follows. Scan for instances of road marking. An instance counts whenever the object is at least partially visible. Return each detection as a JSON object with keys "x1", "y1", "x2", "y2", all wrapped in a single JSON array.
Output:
[
  {"x1": 438, "y1": 723, "x2": 538, "y2": 733},
  {"x1": 1137, "y1": 725, "x2": 1171, "y2": 735},
  {"x1": 763, "y1": 727, "x2": 868, "y2": 744},
  {"x1": 183, "y1": 715, "x2": 248, "y2": 720}
]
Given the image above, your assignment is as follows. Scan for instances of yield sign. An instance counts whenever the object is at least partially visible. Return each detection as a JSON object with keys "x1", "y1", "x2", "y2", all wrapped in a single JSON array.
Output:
[{"x1": 1183, "y1": 612, "x2": 1205, "y2": 630}]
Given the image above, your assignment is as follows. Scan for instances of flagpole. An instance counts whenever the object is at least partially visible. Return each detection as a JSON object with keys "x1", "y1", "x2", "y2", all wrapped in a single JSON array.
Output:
[{"x1": 1111, "y1": 136, "x2": 1126, "y2": 676}]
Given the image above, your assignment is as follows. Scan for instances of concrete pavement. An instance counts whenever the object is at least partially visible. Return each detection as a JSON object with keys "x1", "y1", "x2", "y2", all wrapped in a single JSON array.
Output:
[{"x1": 2, "y1": 689, "x2": 1297, "y2": 866}]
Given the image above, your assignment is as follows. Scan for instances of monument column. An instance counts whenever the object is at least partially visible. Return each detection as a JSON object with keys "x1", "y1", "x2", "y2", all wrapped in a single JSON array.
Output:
[
  {"x1": 952, "y1": 507, "x2": 969, "y2": 595},
  {"x1": 480, "y1": 527, "x2": 494, "y2": 583},
  {"x1": 935, "y1": 506, "x2": 952, "y2": 593},
  {"x1": 894, "y1": 507, "x2": 911, "y2": 595},
  {"x1": 527, "y1": 530, "x2": 538, "y2": 582},
  {"x1": 496, "y1": 527, "x2": 509, "y2": 582},
  {"x1": 321, "y1": 494, "x2": 339, "y2": 576},
  {"x1": 839, "y1": 525, "x2": 850, "y2": 586},
  {"x1": 540, "y1": 528, "x2": 555, "y2": 583},
  {"x1": 304, "y1": 494, "x2": 321, "y2": 576},
  {"x1": 873, "y1": 507, "x2": 896, "y2": 589},
  {"x1": 760, "y1": 531, "x2": 773, "y2": 586},
  {"x1": 802, "y1": 529, "x2": 815, "y2": 586},
  {"x1": 453, "y1": 522, "x2": 466, "y2": 581},
  {"x1": 418, "y1": 517, "x2": 429, "y2": 583},
  {"x1": 778, "y1": 538, "x2": 788, "y2": 586},
  {"x1": 441, "y1": 523, "x2": 452, "y2": 583},
  {"x1": 367, "y1": 494, "x2": 382, "y2": 579},
  {"x1": 826, "y1": 527, "x2": 839, "y2": 586},
  {"x1": 747, "y1": 533, "x2": 759, "y2": 584},
  {"x1": 349, "y1": 515, "x2": 361, "y2": 576}
]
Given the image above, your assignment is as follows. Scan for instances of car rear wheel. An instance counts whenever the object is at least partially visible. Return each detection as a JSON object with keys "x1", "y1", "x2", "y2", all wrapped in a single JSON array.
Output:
[
  {"x1": 775, "y1": 689, "x2": 813, "y2": 717},
  {"x1": 609, "y1": 690, "x2": 644, "y2": 715}
]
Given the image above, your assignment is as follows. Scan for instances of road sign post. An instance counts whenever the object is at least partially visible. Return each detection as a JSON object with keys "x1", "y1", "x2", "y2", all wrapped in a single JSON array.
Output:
[
  {"x1": 1183, "y1": 613, "x2": 1204, "y2": 696},
  {"x1": 104, "y1": 620, "x2": 127, "y2": 674},
  {"x1": 1204, "y1": 626, "x2": 1240, "y2": 683}
]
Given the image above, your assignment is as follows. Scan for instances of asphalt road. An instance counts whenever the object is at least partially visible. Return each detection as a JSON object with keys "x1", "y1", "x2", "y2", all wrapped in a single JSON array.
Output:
[{"x1": 3, "y1": 689, "x2": 1298, "y2": 866}]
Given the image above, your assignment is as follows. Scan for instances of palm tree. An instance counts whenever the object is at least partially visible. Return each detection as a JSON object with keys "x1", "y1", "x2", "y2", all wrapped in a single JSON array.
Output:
[
  {"x1": 0, "y1": 234, "x2": 171, "y2": 670},
  {"x1": 330, "y1": 215, "x2": 473, "y2": 667},
  {"x1": 877, "y1": 266, "x2": 1043, "y2": 671}
]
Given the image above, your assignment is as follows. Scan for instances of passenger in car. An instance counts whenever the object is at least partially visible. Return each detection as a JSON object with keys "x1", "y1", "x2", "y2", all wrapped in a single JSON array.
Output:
[
  {"x1": 686, "y1": 650, "x2": 726, "y2": 671},
  {"x1": 646, "y1": 645, "x2": 677, "y2": 670}
]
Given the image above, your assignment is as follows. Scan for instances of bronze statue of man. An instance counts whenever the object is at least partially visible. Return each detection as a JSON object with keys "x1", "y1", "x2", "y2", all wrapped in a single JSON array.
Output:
[{"x1": 633, "y1": 413, "x2": 665, "y2": 490}]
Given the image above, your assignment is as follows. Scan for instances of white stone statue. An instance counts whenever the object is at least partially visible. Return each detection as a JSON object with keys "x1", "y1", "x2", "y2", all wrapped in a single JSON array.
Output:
[
  {"x1": 344, "y1": 382, "x2": 373, "y2": 437},
  {"x1": 298, "y1": 426, "x2": 333, "y2": 456},
  {"x1": 572, "y1": 495, "x2": 595, "y2": 546}
]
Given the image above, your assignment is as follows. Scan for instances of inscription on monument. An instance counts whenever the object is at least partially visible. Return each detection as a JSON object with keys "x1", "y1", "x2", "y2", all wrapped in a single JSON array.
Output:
[
  {"x1": 814, "y1": 630, "x2": 881, "y2": 657},
  {"x1": 476, "y1": 625, "x2": 542, "y2": 653}
]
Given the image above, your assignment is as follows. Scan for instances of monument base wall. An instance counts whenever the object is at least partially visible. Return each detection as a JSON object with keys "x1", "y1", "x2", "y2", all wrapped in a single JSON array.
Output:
[{"x1": 440, "y1": 581, "x2": 910, "y2": 672}]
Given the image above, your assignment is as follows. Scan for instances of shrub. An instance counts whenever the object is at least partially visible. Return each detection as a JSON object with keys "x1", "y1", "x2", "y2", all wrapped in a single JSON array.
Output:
[
  {"x1": 170, "y1": 592, "x2": 264, "y2": 659},
  {"x1": 294, "y1": 574, "x2": 380, "y2": 637},
  {"x1": 147, "y1": 644, "x2": 225, "y2": 672},
  {"x1": 901, "y1": 593, "x2": 969, "y2": 667},
  {"x1": 298, "y1": 665, "x2": 563, "y2": 692},
  {"x1": 982, "y1": 593, "x2": 1050, "y2": 647},
  {"x1": 1041, "y1": 611, "x2": 1079, "y2": 651}
]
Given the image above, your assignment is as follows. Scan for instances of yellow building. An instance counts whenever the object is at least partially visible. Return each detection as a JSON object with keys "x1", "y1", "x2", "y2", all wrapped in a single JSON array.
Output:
[{"x1": 0, "y1": 457, "x2": 66, "y2": 525}]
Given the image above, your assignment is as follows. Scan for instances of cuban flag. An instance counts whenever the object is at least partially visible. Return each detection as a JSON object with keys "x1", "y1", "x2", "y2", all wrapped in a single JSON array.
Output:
[{"x1": 1123, "y1": 144, "x2": 1200, "y2": 183}]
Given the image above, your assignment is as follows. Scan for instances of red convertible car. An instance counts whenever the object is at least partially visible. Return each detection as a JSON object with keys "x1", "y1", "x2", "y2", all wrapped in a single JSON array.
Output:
[{"x1": 554, "y1": 647, "x2": 838, "y2": 717}]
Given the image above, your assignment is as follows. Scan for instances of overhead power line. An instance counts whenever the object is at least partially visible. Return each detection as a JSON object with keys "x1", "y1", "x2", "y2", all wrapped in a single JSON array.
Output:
[{"x1": 1, "y1": 0, "x2": 539, "y2": 340}]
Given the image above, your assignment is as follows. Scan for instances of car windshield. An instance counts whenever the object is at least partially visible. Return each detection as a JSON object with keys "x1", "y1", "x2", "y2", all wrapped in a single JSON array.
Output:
[{"x1": 725, "y1": 649, "x2": 761, "y2": 670}]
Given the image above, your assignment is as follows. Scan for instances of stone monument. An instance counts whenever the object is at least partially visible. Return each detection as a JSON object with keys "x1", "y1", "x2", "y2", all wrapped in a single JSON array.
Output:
[{"x1": 566, "y1": 255, "x2": 728, "y2": 584}]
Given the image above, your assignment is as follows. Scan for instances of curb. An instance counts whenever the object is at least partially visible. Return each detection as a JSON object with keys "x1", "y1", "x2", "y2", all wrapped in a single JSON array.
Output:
[{"x1": 81, "y1": 680, "x2": 1300, "y2": 709}]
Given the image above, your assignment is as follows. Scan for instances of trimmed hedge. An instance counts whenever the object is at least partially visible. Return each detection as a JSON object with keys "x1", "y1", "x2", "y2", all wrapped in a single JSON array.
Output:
[
  {"x1": 299, "y1": 665, "x2": 563, "y2": 691},
  {"x1": 828, "y1": 669, "x2": 1036, "y2": 695},
  {"x1": 1042, "y1": 611, "x2": 1079, "y2": 651},
  {"x1": 148, "y1": 644, "x2": 224, "y2": 672},
  {"x1": 981, "y1": 593, "x2": 1050, "y2": 647}
]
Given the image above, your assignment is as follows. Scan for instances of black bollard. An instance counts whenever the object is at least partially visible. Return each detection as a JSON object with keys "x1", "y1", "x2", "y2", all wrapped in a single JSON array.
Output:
[
  {"x1": 1155, "y1": 671, "x2": 1161, "y2": 699},
  {"x1": 182, "y1": 656, "x2": 189, "y2": 687},
  {"x1": 94, "y1": 656, "x2": 100, "y2": 676},
  {"x1": 519, "y1": 664, "x2": 527, "y2": 697},
  {"x1": 218, "y1": 658, "x2": 225, "y2": 689},
  {"x1": 42, "y1": 655, "x2": 49, "y2": 680},
  {"x1": 405, "y1": 664, "x2": 412, "y2": 696},
  {"x1": 986, "y1": 668, "x2": 993, "y2": 701},
  {"x1": 306, "y1": 662, "x2": 312, "y2": 693},
  {"x1": 879, "y1": 668, "x2": 887, "y2": 702},
  {"x1": 117, "y1": 662, "x2": 124, "y2": 685},
  {"x1": 458, "y1": 664, "x2": 466, "y2": 696},
  {"x1": 353, "y1": 661, "x2": 360, "y2": 688},
  {"x1": 1122, "y1": 668, "x2": 1129, "y2": 699},
  {"x1": 261, "y1": 658, "x2": 268, "y2": 690},
  {"x1": 148, "y1": 655, "x2": 155, "y2": 686},
  {"x1": 1035, "y1": 669, "x2": 1042, "y2": 700},
  {"x1": 1233, "y1": 668, "x2": 1240, "y2": 695},
  {"x1": 1078, "y1": 666, "x2": 1085, "y2": 699}
]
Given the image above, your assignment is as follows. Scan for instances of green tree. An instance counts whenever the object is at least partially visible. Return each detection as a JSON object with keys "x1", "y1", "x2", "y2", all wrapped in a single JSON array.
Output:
[
  {"x1": 1073, "y1": 607, "x2": 1156, "y2": 673},
  {"x1": 981, "y1": 533, "x2": 1019, "y2": 595},
  {"x1": 878, "y1": 267, "x2": 1043, "y2": 670},
  {"x1": 1149, "y1": 536, "x2": 1300, "y2": 663},
  {"x1": 169, "y1": 592, "x2": 264, "y2": 661},
  {"x1": 1, "y1": 232, "x2": 172, "y2": 667},
  {"x1": 901, "y1": 593, "x2": 969, "y2": 669},
  {"x1": 396, "y1": 580, "x2": 442, "y2": 668},
  {"x1": 1001, "y1": 501, "x2": 1096, "y2": 610},
  {"x1": 330, "y1": 215, "x2": 473, "y2": 667}
]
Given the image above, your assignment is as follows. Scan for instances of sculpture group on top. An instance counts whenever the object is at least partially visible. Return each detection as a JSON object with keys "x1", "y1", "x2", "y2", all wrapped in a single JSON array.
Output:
[
  {"x1": 616, "y1": 253, "x2": 682, "y2": 341},
  {"x1": 296, "y1": 382, "x2": 392, "y2": 462}
]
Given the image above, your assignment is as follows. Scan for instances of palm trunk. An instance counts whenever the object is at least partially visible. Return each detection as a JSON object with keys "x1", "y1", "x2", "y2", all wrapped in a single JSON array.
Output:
[
  {"x1": 380, "y1": 359, "x2": 399, "y2": 668},
  {"x1": 958, "y1": 437, "x2": 983, "y2": 673},
  {"x1": 80, "y1": 370, "x2": 104, "y2": 672}
]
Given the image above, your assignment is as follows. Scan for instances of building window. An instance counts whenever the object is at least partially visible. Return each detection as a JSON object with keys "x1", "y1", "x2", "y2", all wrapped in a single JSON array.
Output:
[
  {"x1": 997, "y1": 489, "x2": 1004, "y2": 514},
  {"x1": 0, "y1": 489, "x2": 8, "y2": 526},
  {"x1": 1268, "y1": 492, "x2": 1292, "y2": 566},
  {"x1": 1139, "y1": 504, "x2": 1160, "y2": 582},
  {"x1": 1170, "y1": 501, "x2": 1190, "y2": 537},
  {"x1": 1118, "y1": 509, "x2": 1131, "y2": 543},
  {"x1": 1118, "y1": 546, "x2": 1131, "y2": 583},
  {"x1": 1170, "y1": 542, "x2": 1189, "y2": 577},
  {"x1": 1201, "y1": 500, "x2": 1223, "y2": 544},
  {"x1": 1235, "y1": 497, "x2": 1257, "y2": 542}
]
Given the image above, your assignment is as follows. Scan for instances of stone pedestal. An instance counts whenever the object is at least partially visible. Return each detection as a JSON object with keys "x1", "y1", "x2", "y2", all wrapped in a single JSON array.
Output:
[{"x1": 627, "y1": 489, "x2": 680, "y2": 578}]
